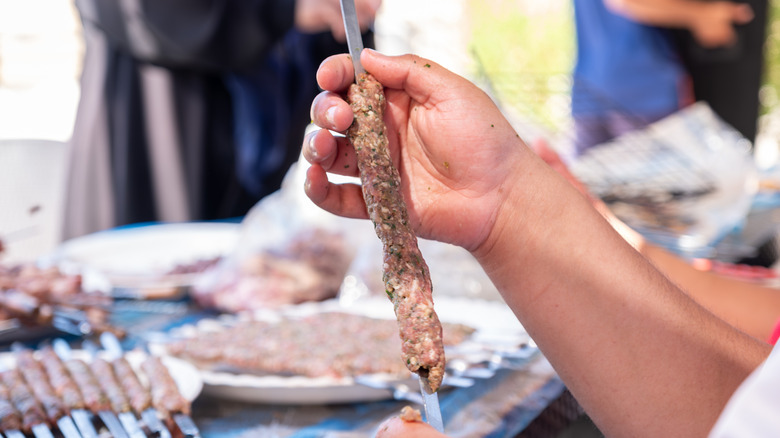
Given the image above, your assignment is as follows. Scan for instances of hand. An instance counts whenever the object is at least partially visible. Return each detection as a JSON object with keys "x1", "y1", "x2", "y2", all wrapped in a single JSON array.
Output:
[
  {"x1": 375, "y1": 417, "x2": 448, "y2": 438},
  {"x1": 689, "y1": 1, "x2": 753, "y2": 48},
  {"x1": 303, "y1": 50, "x2": 529, "y2": 251},
  {"x1": 294, "y1": 0, "x2": 381, "y2": 42}
]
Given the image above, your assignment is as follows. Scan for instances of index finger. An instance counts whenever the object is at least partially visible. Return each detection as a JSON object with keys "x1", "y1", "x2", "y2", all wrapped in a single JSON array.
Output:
[
  {"x1": 360, "y1": 50, "x2": 474, "y2": 110},
  {"x1": 317, "y1": 54, "x2": 356, "y2": 93}
]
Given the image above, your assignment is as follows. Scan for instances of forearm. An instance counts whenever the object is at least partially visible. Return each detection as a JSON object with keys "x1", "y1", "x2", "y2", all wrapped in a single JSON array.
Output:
[
  {"x1": 642, "y1": 244, "x2": 780, "y2": 342},
  {"x1": 605, "y1": 0, "x2": 709, "y2": 29},
  {"x1": 474, "y1": 152, "x2": 771, "y2": 437}
]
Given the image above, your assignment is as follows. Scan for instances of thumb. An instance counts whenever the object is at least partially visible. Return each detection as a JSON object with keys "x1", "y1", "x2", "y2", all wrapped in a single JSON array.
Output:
[{"x1": 360, "y1": 49, "x2": 468, "y2": 107}]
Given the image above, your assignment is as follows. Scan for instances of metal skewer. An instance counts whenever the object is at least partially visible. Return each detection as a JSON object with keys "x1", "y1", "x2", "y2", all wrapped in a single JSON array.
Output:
[
  {"x1": 10, "y1": 344, "x2": 82, "y2": 438},
  {"x1": 37, "y1": 345, "x2": 99, "y2": 438},
  {"x1": 0, "y1": 368, "x2": 54, "y2": 438},
  {"x1": 81, "y1": 340, "x2": 146, "y2": 438},
  {"x1": 418, "y1": 375, "x2": 444, "y2": 433},
  {"x1": 338, "y1": 0, "x2": 446, "y2": 430},
  {"x1": 0, "y1": 373, "x2": 26, "y2": 438},
  {"x1": 52, "y1": 339, "x2": 130, "y2": 438},
  {"x1": 140, "y1": 355, "x2": 200, "y2": 437},
  {"x1": 99, "y1": 333, "x2": 171, "y2": 438}
]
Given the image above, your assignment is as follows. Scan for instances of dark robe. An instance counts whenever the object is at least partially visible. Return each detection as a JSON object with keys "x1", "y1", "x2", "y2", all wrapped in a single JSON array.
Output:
[{"x1": 64, "y1": 0, "x2": 371, "y2": 238}]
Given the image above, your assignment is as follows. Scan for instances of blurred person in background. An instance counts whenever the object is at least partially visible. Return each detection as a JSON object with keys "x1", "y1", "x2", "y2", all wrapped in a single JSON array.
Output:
[
  {"x1": 671, "y1": 0, "x2": 769, "y2": 145},
  {"x1": 63, "y1": 0, "x2": 380, "y2": 239},
  {"x1": 571, "y1": 0, "x2": 755, "y2": 155}
]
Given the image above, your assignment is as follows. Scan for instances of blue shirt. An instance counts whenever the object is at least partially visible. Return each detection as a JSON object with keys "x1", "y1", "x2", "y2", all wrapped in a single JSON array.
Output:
[{"x1": 572, "y1": 0, "x2": 687, "y2": 118}]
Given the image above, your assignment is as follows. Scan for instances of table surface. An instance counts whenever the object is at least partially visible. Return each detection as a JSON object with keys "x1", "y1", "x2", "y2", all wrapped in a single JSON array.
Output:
[
  {"x1": 189, "y1": 357, "x2": 564, "y2": 438},
  {"x1": 109, "y1": 303, "x2": 566, "y2": 438},
  {"x1": 2, "y1": 295, "x2": 567, "y2": 438}
]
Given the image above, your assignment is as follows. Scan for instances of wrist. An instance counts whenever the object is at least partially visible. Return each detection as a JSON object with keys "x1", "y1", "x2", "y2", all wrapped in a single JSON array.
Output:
[
  {"x1": 469, "y1": 143, "x2": 537, "y2": 264},
  {"x1": 471, "y1": 149, "x2": 644, "y2": 310},
  {"x1": 471, "y1": 150, "x2": 589, "y2": 289}
]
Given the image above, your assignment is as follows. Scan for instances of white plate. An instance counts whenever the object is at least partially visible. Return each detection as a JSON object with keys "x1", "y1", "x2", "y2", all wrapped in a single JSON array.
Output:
[
  {"x1": 49, "y1": 222, "x2": 240, "y2": 295},
  {"x1": 153, "y1": 297, "x2": 528, "y2": 405},
  {"x1": 199, "y1": 372, "x2": 413, "y2": 405},
  {"x1": 0, "y1": 350, "x2": 203, "y2": 403}
]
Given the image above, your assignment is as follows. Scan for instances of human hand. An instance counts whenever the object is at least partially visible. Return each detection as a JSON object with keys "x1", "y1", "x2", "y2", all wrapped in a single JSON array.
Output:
[
  {"x1": 689, "y1": 1, "x2": 753, "y2": 48},
  {"x1": 375, "y1": 417, "x2": 448, "y2": 438},
  {"x1": 295, "y1": 0, "x2": 381, "y2": 42},
  {"x1": 303, "y1": 50, "x2": 528, "y2": 252}
]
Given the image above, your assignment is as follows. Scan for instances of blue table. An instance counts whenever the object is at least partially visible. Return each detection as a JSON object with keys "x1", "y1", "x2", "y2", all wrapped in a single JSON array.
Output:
[
  {"x1": 102, "y1": 300, "x2": 575, "y2": 438},
  {"x1": 189, "y1": 356, "x2": 567, "y2": 438}
]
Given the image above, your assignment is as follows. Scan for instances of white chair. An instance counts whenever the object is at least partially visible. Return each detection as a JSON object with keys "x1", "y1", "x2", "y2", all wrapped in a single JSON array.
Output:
[{"x1": 0, "y1": 139, "x2": 67, "y2": 263}]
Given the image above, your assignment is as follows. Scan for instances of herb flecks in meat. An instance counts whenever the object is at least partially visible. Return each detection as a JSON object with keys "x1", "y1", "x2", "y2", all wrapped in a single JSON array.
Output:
[{"x1": 346, "y1": 73, "x2": 445, "y2": 391}]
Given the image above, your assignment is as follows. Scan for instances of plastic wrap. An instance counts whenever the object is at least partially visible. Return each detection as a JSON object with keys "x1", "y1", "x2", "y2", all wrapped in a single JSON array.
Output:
[
  {"x1": 569, "y1": 102, "x2": 759, "y2": 258},
  {"x1": 191, "y1": 159, "x2": 373, "y2": 312},
  {"x1": 194, "y1": 147, "x2": 504, "y2": 313},
  {"x1": 338, "y1": 230, "x2": 503, "y2": 307}
]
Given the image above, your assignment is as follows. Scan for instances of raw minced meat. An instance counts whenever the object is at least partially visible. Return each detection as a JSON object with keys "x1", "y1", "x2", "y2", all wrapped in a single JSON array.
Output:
[{"x1": 346, "y1": 72, "x2": 446, "y2": 391}]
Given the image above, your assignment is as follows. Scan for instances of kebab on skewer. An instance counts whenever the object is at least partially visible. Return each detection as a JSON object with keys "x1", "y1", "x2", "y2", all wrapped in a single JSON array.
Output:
[
  {"x1": 37, "y1": 345, "x2": 100, "y2": 438},
  {"x1": 0, "y1": 368, "x2": 53, "y2": 438},
  {"x1": 86, "y1": 353, "x2": 146, "y2": 438},
  {"x1": 0, "y1": 376, "x2": 24, "y2": 435},
  {"x1": 141, "y1": 355, "x2": 200, "y2": 437},
  {"x1": 346, "y1": 73, "x2": 446, "y2": 391},
  {"x1": 11, "y1": 346, "x2": 82, "y2": 438},
  {"x1": 54, "y1": 340, "x2": 131, "y2": 438},
  {"x1": 0, "y1": 263, "x2": 124, "y2": 338},
  {"x1": 99, "y1": 333, "x2": 171, "y2": 438}
]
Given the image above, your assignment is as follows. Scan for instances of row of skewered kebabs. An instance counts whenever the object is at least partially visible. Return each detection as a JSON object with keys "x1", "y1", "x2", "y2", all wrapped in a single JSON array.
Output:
[
  {"x1": 0, "y1": 263, "x2": 124, "y2": 339},
  {"x1": 0, "y1": 339, "x2": 195, "y2": 438}
]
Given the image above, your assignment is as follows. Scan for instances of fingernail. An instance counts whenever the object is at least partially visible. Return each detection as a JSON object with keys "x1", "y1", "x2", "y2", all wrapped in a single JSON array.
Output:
[
  {"x1": 308, "y1": 134, "x2": 319, "y2": 159},
  {"x1": 365, "y1": 48, "x2": 385, "y2": 58},
  {"x1": 325, "y1": 106, "x2": 338, "y2": 127}
]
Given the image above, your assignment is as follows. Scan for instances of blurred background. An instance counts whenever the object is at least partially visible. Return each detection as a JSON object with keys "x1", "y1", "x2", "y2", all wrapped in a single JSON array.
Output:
[
  {"x1": 1, "y1": 0, "x2": 780, "y2": 261},
  {"x1": 0, "y1": 3, "x2": 779, "y2": 435},
  {"x1": 0, "y1": 0, "x2": 81, "y2": 142}
]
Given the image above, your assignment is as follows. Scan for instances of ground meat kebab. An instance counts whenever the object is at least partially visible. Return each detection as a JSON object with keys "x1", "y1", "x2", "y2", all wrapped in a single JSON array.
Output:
[{"x1": 347, "y1": 72, "x2": 445, "y2": 391}]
